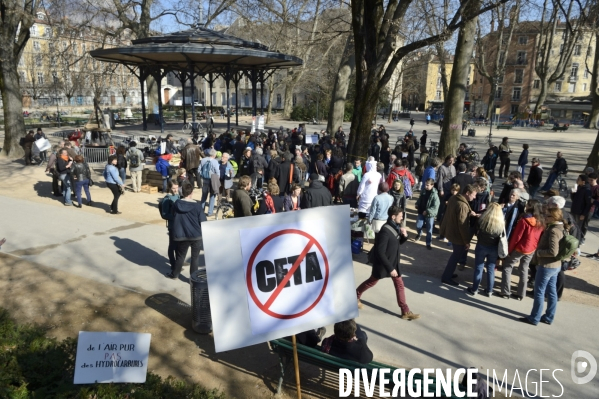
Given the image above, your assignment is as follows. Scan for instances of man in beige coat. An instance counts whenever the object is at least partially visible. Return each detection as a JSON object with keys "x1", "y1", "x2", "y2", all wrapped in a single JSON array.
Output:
[{"x1": 440, "y1": 184, "x2": 477, "y2": 285}]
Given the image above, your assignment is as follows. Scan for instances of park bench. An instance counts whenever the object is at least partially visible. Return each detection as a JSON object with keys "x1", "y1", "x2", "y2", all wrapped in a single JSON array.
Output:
[
  {"x1": 497, "y1": 124, "x2": 513, "y2": 130},
  {"x1": 551, "y1": 125, "x2": 569, "y2": 132},
  {"x1": 268, "y1": 338, "x2": 462, "y2": 397}
]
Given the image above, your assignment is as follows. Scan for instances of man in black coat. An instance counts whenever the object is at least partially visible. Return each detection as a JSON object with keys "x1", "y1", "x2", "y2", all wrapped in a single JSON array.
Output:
[
  {"x1": 356, "y1": 206, "x2": 420, "y2": 320},
  {"x1": 165, "y1": 182, "x2": 207, "y2": 279},
  {"x1": 453, "y1": 163, "x2": 474, "y2": 193},
  {"x1": 276, "y1": 153, "x2": 299, "y2": 195},
  {"x1": 301, "y1": 173, "x2": 333, "y2": 208},
  {"x1": 526, "y1": 158, "x2": 543, "y2": 198},
  {"x1": 570, "y1": 174, "x2": 592, "y2": 244}
]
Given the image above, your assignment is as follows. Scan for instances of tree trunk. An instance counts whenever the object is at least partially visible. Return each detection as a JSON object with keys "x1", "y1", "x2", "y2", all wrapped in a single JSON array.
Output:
[
  {"x1": 0, "y1": 49, "x2": 26, "y2": 158},
  {"x1": 347, "y1": 79, "x2": 378, "y2": 159},
  {"x1": 587, "y1": 32, "x2": 599, "y2": 130},
  {"x1": 283, "y1": 78, "x2": 294, "y2": 118},
  {"x1": 146, "y1": 75, "x2": 159, "y2": 114},
  {"x1": 533, "y1": 76, "x2": 549, "y2": 116},
  {"x1": 439, "y1": 12, "x2": 479, "y2": 159},
  {"x1": 485, "y1": 88, "x2": 496, "y2": 120},
  {"x1": 327, "y1": 35, "x2": 355, "y2": 133}
]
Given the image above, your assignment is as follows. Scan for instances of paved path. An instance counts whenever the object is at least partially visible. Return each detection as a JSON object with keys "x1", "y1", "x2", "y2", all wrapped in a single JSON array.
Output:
[{"x1": 1, "y1": 192, "x2": 597, "y2": 398}]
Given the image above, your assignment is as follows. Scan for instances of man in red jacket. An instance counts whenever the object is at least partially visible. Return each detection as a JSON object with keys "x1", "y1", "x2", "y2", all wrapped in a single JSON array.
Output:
[{"x1": 386, "y1": 158, "x2": 415, "y2": 188}]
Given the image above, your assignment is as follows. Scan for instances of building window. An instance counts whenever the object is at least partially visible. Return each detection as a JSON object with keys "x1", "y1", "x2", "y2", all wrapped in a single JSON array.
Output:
[
  {"x1": 582, "y1": 83, "x2": 587, "y2": 91},
  {"x1": 37, "y1": 72, "x2": 44, "y2": 85},
  {"x1": 438, "y1": 66, "x2": 442, "y2": 73},
  {"x1": 568, "y1": 83, "x2": 575, "y2": 93},
  {"x1": 514, "y1": 69, "x2": 524, "y2": 84},
  {"x1": 19, "y1": 71, "x2": 26, "y2": 82},
  {"x1": 511, "y1": 105, "x2": 519, "y2": 115},
  {"x1": 37, "y1": 12, "x2": 45, "y2": 20},
  {"x1": 497, "y1": 73, "x2": 504, "y2": 84},
  {"x1": 435, "y1": 90, "x2": 442, "y2": 100},
  {"x1": 584, "y1": 68, "x2": 589, "y2": 78},
  {"x1": 495, "y1": 87, "x2": 502, "y2": 99},
  {"x1": 555, "y1": 82, "x2": 562, "y2": 92},
  {"x1": 571, "y1": 63, "x2": 578, "y2": 77},
  {"x1": 276, "y1": 94, "x2": 281, "y2": 108},
  {"x1": 221, "y1": 93, "x2": 226, "y2": 105},
  {"x1": 518, "y1": 36, "x2": 528, "y2": 45},
  {"x1": 573, "y1": 45, "x2": 581, "y2": 56},
  {"x1": 516, "y1": 51, "x2": 526, "y2": 65},
  {"x1": 35, "y1": 55, "x2": 42, "y2": 67},
  {"x1": 30, "y1": 25, "x2": 37, "y2": 36},
  {"x1": 437, "y1": 77, "x2": 442, "y2": 86},
  {"x1": 33, "y1": 41, "x2": 40, "y2": 51},
  {"x1": 292, "y1": 94, "x2": 297, "y2": 106},
  {"x1": 45, "y1": 27, "x2": 52, "y2": 37},
  {"x1": 512, "y1": 87, "x2": 521, "y2": 100},
  {"x1": 533, "y1": 79, "x2": 540, "y2": 89}
]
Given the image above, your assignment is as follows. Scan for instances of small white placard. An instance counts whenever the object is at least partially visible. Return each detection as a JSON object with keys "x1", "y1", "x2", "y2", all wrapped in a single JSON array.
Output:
[
  {"x1": 73, "y1": 331, "x2": 151, "y2": 384},
  {"x1": 305, "y1": 135, "x2": 319, "y2": 144}
]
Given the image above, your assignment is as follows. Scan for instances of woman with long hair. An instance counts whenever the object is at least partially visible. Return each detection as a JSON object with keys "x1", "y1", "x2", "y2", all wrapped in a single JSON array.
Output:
[
  {"x1": 499, "y1": 199, "x2": 545, "y2": 300},
  {"x1": 116, "y1": 145, "x2": 128, "y2": 187},
  {"x1": 520, "y1": 207, "x2": 564, "y2": 325},
  {"x1": 283, "y1": 183, "x2": 302, "y2": 211},
  {"x1": 467, "y1": 202, "x2": 504, "y2": 296},
  {"x1": 103, "y1": 155, "x2": 124, "y2": 214}
]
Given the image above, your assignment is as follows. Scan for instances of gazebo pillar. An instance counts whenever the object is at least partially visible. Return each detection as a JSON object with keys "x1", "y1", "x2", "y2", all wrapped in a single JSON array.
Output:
[
  {"x1": 190, "y1": 65, "x2": 196, "y2": 132},
  {"x1": 260, "y1": 70, "x2": 265, "y2": 115},
  {"x1": 225, "y1": 68, "x2": 231, "y2": 132},
  {"x1": 152, "y1": 69, "x2": 165, "y2": 134},
  {"x1": 234, "y1": 72, "x2": 240, "y2": 126},
  {"x1": 139, "y1": 67, "x2": 147, "y2": 131},
  {"x1": 209, "y1": 73, "x2": 214, "y2": 114},
  {"x1": 250, "y1": 69, "x2": 258, "y2": 117},
  {"x1": 180, "y1": 72, "x2": 187, "y2": 124}
]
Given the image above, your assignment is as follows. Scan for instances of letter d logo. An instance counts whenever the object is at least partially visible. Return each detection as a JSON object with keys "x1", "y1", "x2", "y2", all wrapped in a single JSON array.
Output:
[{"x1": 571, "y1": 350, "x2": 597, "y2": 385}]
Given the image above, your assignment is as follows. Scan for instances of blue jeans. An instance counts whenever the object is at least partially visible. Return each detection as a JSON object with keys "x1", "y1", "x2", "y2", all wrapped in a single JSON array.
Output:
[
  {"x1": 528, "y1": 266, "x2": 560, "y2": 325},
  {"x1": 119, "y1": 168, "x2": 126, "y2": 186},
  {"x1": 201, "y1": 178, "x2": 216, "y2": 216},
  {"x1": 541, "y1": 172, "x2": 558, "y2": 191},
  {"x1": 519, "y1": 165, "x2": 526, "y2": 180},
  {"x1": 471, "y1": 244, "x2": 498, "y2": 292},
  {"x1": 416, "y1": 214, "x2": 434, "y2": 245},
  {"x1": 60, "y1": 174, "x2": 72, "y2": 205},
  {"x1": 529, "y1": 185, "x2": 540, "y2": 198},
  {"x1": 162, "y1": 176, "x2": 170, "y2": 193},
  {"x1": 75, "y1": 179, "x2": 91, "y2": 206},
  {"x1": 442, "y1": 244, "x2": 468, "y2": 282}
]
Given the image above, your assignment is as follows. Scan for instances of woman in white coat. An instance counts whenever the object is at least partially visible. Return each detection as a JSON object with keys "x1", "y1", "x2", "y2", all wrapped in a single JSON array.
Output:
[{"x1": 357, "y1": 157, "x2": 382, "y2": 218}]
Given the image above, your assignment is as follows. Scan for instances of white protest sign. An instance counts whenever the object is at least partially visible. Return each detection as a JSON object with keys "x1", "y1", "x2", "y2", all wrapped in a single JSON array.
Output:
[
  {"x1": 251, "y1": 116, "x2": 256, "y2": 133},
  {"x1": 203, "y1": 206, "x2": 358, "y2": 352},
  {"x1": 257, "y1": 115, "x2": 265, "y2": 131},
  {"x1": 305, "y1": 134, "x2": 319, "y2": 144},
  {"x1": 73, "y1": 332, "x2": 151, "y2": 384},
  {"x1": 241, "y1": 222, "x2": 334, "y2": 335}
]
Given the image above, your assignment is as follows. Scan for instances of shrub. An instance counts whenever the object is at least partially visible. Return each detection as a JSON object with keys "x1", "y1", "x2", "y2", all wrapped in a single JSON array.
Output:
[{"x1": 0, "y1": 309, "x2": 225, "y2": 399}]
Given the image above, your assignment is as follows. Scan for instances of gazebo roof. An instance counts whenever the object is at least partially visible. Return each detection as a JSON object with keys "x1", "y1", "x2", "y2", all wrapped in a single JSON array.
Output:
[{"x1": 89, "y1": 26, "x2": 303, "y2": 75}]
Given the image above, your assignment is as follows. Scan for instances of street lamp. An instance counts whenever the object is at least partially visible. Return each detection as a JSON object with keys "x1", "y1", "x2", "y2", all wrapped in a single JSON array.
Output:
[
  {"x1": 53, "y1": 71, "x2": 61, "y2": 127},
  {"x1": 488, "y1": 80, "x2": 498, "y2": 146}
]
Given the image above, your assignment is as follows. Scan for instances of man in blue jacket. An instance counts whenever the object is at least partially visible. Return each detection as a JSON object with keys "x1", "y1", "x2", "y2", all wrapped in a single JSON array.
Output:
[{"x1": 165, "y1": 182, "x2": 207, "y2": 279}]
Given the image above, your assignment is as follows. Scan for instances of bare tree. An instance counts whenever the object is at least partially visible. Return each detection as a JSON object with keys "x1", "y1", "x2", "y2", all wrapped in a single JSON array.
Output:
[
  {"x1": 533, "y1": 0, "x2": 587, "y2": 115},
  {"x1": 0, "y1": 0, "x2": 43, "y2": 158},
  {"x1": 473, "y1": 0, "x2": 520, "y2": 119},
  {"x1": 327, "y1": 34, "x2": 355, "y2": 133},
  {"x1": 346, "y1": 0, "x2": 509, "y2": 159},
  {"x1": 422, "y1": 0, "x2": 452, "y2": 100}
]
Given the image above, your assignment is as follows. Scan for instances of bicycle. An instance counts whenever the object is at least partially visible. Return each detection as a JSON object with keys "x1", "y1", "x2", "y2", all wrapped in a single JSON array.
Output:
[
  {"x1": 182, "y1": 121, "x2": 204, "y2": 135},
  {"x1": 557, "y1": 172, "x2": 569, "y2": 194},
  {"x1": 429, "y1": 140, "x2": 439, "y2": 159},
  {"x1": 214, "y1": 196, "x2": 234, "y2": 220}
]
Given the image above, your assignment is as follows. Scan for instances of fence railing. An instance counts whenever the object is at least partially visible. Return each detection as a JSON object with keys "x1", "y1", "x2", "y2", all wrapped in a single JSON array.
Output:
[{"x1": 81, "y1": 146, "x2": 110, "y2": 164}]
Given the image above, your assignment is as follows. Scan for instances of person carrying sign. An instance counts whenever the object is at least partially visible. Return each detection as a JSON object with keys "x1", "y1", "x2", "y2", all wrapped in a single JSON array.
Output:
[{"x1": 356, "y1": 206, "x2": 421, "y2": 320}]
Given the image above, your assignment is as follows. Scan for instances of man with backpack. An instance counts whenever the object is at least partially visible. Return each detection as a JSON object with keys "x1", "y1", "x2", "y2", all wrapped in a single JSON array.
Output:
[
  {"x1": 165, "y1": 182, "x2": 206, "y2": 279},
  {"x1": 181, "y1": 138, "x2": 202, "y2": 188},
  {"x1": 386, "y1": 158, "x2": 415, "y2": 199},
  {"x1": 198, "y1": 149, "x2": 220, "y2": 217},
  {"x1": 126, "y1": 141, "x2": 145, "y2": 193},
  {"x1": 159, "y1": 181, "x2": 180, "y2": 273}
]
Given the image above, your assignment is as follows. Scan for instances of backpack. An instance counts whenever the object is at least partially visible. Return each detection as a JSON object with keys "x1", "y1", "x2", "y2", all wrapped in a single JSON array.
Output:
[
  {"x1": 229, "y1": 159, "x2": 238, "y2": 173},
  {"x1": 263, "y1": 192, "x2": 276, "y2": 214},
  {"x1": 158, "y1": 195, "x2": 177, "y2": 222},
  {"x1": 200, "y1": 160, "x2": 212, "y2": 179},
  {"x1": 556, "y1": 229, "x2": 579, "y2": 261},
  {"x1": 128, "y1": 150, "x2": 141, "y2": 169},
  {"x1": 403, "y1": 173, "x2": 413, "y2": 198},
  {"x1": 19, "y1": 137, "x2": 26, "y2": 146}
]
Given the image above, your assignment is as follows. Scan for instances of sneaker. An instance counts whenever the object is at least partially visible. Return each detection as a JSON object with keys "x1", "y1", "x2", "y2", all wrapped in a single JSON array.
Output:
[
  {"x1": 518, "y1": 317, "x2": 537, "y2": 326},
  {"x1": 465, "y1": 288, "x2": 476, "y2": 296},
  {"x1": 540, "y1": 318, "x2": 552, "y2": 325},
  {"x1": 426, "y1": 245, "x2": 432, "y2": 250},
  {"x1": 442, "y1": 279, "x2": 459, "y2": 286},
  {"x1": 414, "y1": 234, "x2": 422, "y2": 242},
  {"x1": 457, "y1": 263, "x2": 466, "y2": 271},
  {"x1": 357, "y1": 299, "x2": 363, "y2": 309},
  {"x1": 401, "y1": 311, "x2": 421, "y2": 320},
  {"x1": 164, "y1": 272, "x2": 176, "y2": 279},
  {"x1": 494, "y1": 292, "x2": 510, "y2": 299},
  {"x1": 511, "y1": 294, "x2": 523, "y2": 301},
  {"x1": 437, "y1": 235, "x2": 445, "y2": 240},
  {"x1": 64, "y1": 202, "x2": 72, "y2": 206}
]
